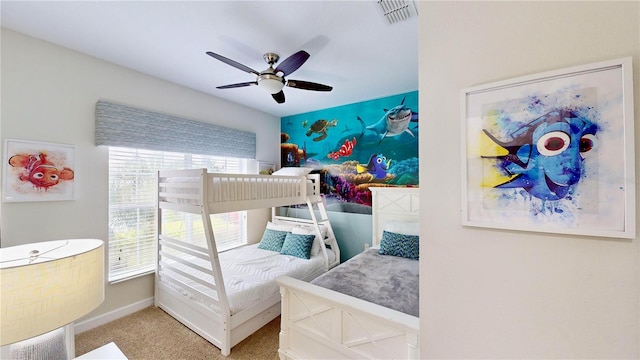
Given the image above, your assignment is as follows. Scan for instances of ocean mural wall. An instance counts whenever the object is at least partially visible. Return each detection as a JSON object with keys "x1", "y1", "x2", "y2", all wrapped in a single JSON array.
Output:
[{"x1": 281, "y1": 91, "x2": 418, "y2": 213}]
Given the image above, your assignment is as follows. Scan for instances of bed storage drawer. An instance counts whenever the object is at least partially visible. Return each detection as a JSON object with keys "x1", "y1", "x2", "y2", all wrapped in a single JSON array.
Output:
[{"x1": 278, "y1": 276, "x2": 419, "y2": 360}]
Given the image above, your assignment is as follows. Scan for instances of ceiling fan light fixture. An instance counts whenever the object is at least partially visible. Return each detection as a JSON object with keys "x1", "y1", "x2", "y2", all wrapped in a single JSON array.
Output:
[
  {"x1": 258, "y1": 74, "x2": 285, "y2": 94},
  {"x1": 208, "y1": 50, "x2": 332, "y2": 103}
]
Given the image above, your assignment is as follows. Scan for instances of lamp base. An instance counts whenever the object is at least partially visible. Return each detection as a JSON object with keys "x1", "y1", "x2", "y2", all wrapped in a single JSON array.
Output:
[{"x1": 8, "y1": 328, "x2": 67, "y2": 360}]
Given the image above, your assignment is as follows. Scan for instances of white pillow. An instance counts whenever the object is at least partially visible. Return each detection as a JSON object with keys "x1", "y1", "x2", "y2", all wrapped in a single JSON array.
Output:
[
  {"x1": 384, "y1": 220, "x2": 420, "y2": 236},
  {"x1": 266, "y1": 221, "x2": 296, "y2": 232},
  {"x1": 272, "y1": 167, "x2": 313, "y2": 176},
  {"x1": 291, "y1": 225, "x2": 327, "y2": 256}
]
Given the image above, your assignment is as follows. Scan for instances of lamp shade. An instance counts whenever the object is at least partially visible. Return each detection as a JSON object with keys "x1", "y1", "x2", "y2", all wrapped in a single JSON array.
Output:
[
  {"x1": 257, "y1": 74, "x2": 285, "y2": 94},
  {"x1": 0, "y1": 239, "x2": 105, "y2": 346}
]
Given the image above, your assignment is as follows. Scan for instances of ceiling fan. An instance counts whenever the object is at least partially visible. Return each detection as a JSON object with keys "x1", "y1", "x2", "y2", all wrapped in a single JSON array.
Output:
[{"x1": 206, "y1": 50, "x2": 333, "y2": 104}]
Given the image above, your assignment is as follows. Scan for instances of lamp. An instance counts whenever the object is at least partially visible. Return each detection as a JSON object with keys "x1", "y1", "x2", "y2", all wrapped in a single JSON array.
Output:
[{"x1": 0, "y1": 239, "x2": 105, "y2": 358}]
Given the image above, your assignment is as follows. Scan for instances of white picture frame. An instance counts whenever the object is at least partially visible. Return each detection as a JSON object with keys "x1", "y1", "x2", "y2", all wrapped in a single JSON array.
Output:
[
  {"x1": 3, "y1": 139, "x2": 76, "y2": 202},
  {"x1": 461, "y1": 57, "x2": 635, "y2": 238}
]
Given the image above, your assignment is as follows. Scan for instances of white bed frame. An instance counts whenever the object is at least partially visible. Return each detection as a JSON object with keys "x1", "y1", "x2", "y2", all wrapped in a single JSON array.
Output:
[
  {"x1": 276, "y1": 186, "x2": 420, "y2": 360},
  {"x1": 154, "y1": 168, "x2": 340, "y2": 356}
]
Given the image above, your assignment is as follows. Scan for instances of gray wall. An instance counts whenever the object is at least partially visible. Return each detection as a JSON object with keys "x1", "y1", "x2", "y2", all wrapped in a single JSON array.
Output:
[{"x1": 419, "y1": 1, "x2": 639, "y2": 358}]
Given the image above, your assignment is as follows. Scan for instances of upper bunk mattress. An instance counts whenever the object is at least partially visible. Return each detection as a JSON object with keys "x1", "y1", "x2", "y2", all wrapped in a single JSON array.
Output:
[{"x1": 310, "y1": 248, "x2": 419, "y2": 317}]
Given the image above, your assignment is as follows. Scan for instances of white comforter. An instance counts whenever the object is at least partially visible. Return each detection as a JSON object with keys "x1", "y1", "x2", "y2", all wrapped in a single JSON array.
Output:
[{"x1": 161, "y1": 244, "x2": 334, "y2": 315}]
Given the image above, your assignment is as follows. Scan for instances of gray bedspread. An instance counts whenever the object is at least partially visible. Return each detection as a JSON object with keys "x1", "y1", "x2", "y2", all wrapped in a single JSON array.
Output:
[{"x1": 310, "y1": 249, "x2": 418, "y2": 317}]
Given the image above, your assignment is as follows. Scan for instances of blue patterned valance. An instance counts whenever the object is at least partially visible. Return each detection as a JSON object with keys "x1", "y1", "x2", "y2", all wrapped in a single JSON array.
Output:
[{"x1": 95, "y1": 100, "x2": 256, "y2": 159}]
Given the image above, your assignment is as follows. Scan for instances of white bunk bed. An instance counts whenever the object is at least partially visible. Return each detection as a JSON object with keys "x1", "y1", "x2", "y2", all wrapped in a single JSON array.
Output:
[
  {"x1": 277, "y1": 187, "x2": 420, "y2": 360},
  {"x1": 154, "y1": 168, "x2": 340, "y2": 356}
]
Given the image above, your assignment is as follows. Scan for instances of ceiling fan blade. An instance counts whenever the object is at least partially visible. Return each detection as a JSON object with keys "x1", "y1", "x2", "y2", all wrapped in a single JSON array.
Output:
[
  {"x1": 275, "y1": 50, "x2": 310, "y2": 76},
  {"x1": 272, "y1": 90, "x2": 285, "y2": 104},
  {"x1": 206, "y1": 51, "x2": 260, "y2": 76},
  {"x1": 216, "y1": 81, "x2": 258, "y2": 89},
  {"x1": 286, "y1": 79, "x2": 333, "y2": 92}
]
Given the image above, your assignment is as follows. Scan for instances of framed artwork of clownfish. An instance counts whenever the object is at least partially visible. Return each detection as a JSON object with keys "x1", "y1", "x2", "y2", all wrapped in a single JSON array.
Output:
[
  {"x1": 462, "y1": 57, "x2": 635, "y2": 239},
  {"x1": 3, "y1": 139, "x2": 76, "y2": 202}
]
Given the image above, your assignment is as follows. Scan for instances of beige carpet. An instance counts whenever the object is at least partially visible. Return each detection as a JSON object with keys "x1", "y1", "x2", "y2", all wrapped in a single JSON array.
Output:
[{"x1": 75, "y1": 306, "x2": 280, "y2": 360}]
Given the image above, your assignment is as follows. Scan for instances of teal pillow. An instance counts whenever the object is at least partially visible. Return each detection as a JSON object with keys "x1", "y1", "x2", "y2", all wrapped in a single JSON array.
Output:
[
  {"x1": 379, "y1": 230, "x2": 419, "y2": 260},
  {"x1": 257, "y1": 228, "x2": 289, "y2": 252},
  {"x1": 280, "y1": 232, "x2": 315, "y2": 259}
]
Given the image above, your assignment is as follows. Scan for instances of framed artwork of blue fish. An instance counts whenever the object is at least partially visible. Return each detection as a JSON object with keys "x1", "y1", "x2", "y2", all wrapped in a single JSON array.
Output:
[
  {"x1": 461, "y1": 57, "x2": 635, "y2": 239},
  {"x1": 281, "y1": 91, "x2": 418, "y2": 214}
]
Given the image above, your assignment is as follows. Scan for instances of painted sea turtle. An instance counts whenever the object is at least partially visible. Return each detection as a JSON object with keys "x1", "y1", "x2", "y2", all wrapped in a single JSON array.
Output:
[{"x1": 305, "y1": 118, "x2": 338, "y2": 141}]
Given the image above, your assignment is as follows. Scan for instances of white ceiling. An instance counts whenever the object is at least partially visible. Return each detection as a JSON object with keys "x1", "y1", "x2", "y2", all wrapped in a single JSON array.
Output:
[{"x1": 1, "y1": 1, "x2": 418, "y2": 118}]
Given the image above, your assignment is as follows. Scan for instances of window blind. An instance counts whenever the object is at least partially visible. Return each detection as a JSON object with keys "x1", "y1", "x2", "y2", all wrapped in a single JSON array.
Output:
[
  {"x1": 96, "y1": 101, "x2": 254, "y2": 282},
  {"x1": 108, "y1": 148, "x2": 248, "y2": 282},
  {"x1": 96, "y1": 100, "x2": 256, "y2": 159}
]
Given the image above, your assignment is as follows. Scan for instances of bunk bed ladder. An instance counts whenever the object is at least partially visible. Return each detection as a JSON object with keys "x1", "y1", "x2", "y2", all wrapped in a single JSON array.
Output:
[
  {"x1": 306, "y1": 195, "x2": 340, "y2": 270},
  {"x1": 200, "y1": 174, "x2": 233, "y2": 356}
]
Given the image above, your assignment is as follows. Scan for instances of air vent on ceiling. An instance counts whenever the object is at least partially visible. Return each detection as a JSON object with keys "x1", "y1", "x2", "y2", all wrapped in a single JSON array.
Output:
[{"x1": 377, "y1": 0, "x2": 418, "y2": 25}]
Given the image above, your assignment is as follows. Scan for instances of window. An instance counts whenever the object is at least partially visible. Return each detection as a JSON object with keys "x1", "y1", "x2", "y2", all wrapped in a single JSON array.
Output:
[{"x1": 108, "y1": 147, "x2": 248, "y2": 282}]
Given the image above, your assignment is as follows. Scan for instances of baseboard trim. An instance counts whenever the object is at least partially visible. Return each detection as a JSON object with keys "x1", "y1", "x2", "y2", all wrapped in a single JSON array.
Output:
[{"x1": 74, "y1": 297, "x2": 154, "y2": 334}]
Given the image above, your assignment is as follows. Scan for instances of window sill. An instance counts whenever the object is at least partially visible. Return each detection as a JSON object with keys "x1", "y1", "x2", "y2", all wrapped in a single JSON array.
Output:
[
  {"x1": 108, "y1": 268, "x2": 155, "y2": 284},
  {"x1": 218, "y1": 243, "x2": 248, "y2": 253},
  {"x1": 108, "y1": 243, "x2": 247, "y2": 284}
]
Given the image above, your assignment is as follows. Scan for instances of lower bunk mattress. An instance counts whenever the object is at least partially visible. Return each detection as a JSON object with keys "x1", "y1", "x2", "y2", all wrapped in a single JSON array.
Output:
[
  {"x1": 159, "y1": 244, "x2": 336, "y2": 315},
  {"x1": 310, "y1": 248, "x2": 419, "y2": 316}
]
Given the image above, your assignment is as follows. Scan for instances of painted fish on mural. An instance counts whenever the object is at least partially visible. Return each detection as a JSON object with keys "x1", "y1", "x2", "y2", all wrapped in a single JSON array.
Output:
[
  {"x1": 356, "y1": 153, "x2": 391, "y2": 179},
  {"x1": 480, "y1": 109, "x2": 598, "y2": 201},
  {"x1": 8, "y1": 152, "x2": 75, "y2": 190},
  {"x1": 328, "y1": 137, "x2": 357, "y2": 161},
  {"x1": 361, "y1": 97, "x2": 419, "y2": 143}
]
